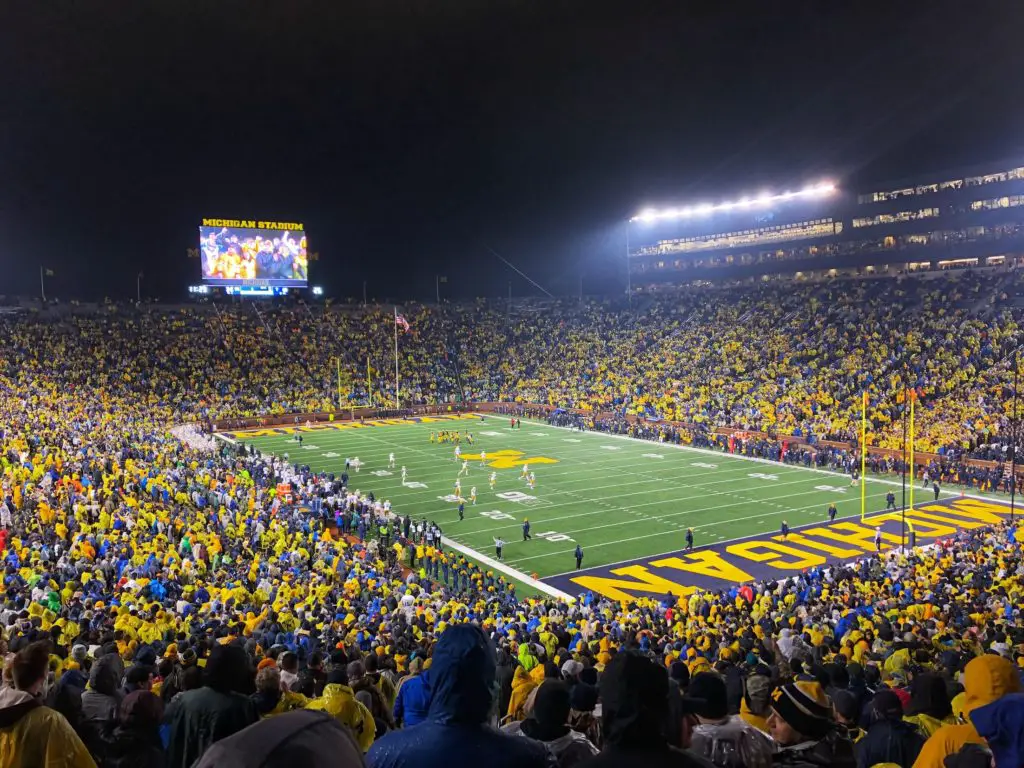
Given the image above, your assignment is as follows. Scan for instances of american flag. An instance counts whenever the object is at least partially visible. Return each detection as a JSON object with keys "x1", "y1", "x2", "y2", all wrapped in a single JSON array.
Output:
[{"x1": 395, "y1": 313, "x2": 410, "y2": 332}]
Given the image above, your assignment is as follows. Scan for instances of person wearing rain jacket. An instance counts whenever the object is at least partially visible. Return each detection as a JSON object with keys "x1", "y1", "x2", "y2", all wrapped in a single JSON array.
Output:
[
  {"x1": 304, "y1": 667, "x2": 376, "y2": 752},
  {"x1": 913, "y1": 654, "x2": 1021, "y2": 768},
  {"x1": 902, "y1": 673, "x2": 957, "y2": 739},
  {"x1": 367, "y1": 624, "x2": 554, "y2": 768},
  {"x1": 0, "y1": 640, "x2": 97, "y2": 768}
]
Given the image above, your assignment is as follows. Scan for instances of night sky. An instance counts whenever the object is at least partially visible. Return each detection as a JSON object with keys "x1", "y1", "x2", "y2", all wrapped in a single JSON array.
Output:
[{"x1": 3, "y1": 0, "x2": 1023, "y2": 301}]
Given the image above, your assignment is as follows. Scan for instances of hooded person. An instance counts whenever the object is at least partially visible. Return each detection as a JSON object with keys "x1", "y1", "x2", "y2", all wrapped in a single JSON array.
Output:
[
  {"x1": 0, "y1": 640, "x2": 97, "y2": 768},
  {"x1": 195, "y1": 710, "x2": 366, "y2": 768},
  {"x1": 165, "y1": 644, "x2": 259, "y2": 768},
  {"x1": 503, "y1": 680, "x2": 599, "y2": 767},
  {"x1": 739, "y1": 671, "x2": 773, "y2": 734},
  {"x1": 508, "y1": 664, "x2": 541, "y2": 723},
  {"x1": 903, "y1": 673, "x2": 957, "y2": 739},
  {"x1": 577, "y1": 650, "x2": 716, "y2": 768},
  {"x1": 968, "y1": 692, "x2": 1024, "y2": 768},
  {"x1": 304, "y1": 667, "x2": 376, "y2": 752},
  {"x1": 366, "y1": 624, "x2": 553, "y2": 768},
  {"x1": 767, "y1": 680, "x2": 856, "y2": 768},
  {"x1": 855, "y1": 689, "x2": 925, "y2": 768},
  {"x1": 495, "y1": 649, "x2": 516, "y2": 718},
  {"x1": 686, "y1": 672, "x2": 774, "y2": 768},
  {"x1": 101, "y1": 690, "x2": 166, "y2": 768},
  {"x1": 913, "y1": 654, "x2": 1021, "y2": 768},
  {"x1": 81, "y1": 651, "x2": 126, "y2": 739}
]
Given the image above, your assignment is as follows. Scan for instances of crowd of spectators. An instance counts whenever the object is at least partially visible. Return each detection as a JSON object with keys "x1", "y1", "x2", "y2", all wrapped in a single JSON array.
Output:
[{"x1": 0, "y1": 271, "x2": 1022, "y2": 767}]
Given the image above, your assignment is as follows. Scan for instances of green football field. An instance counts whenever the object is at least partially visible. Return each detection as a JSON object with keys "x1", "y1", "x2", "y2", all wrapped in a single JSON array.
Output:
[{"x1": 222, "y1": 413, "x2": 965, "y2": 593}]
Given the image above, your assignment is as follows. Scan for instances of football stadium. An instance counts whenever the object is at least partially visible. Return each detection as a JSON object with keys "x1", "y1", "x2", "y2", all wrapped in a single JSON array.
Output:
[{"x1": 6, "y1": 7, "x2": 1024, "y2": 768}]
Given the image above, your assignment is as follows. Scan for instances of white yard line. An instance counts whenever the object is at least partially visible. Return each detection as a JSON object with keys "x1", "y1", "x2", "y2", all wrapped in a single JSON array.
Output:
[
  {"x1": 482, "y1": 416, "x2": 999, "y2": 505},
  {"x1": 506, "y1": 491, "x2": 896, "y2": 566},
  {"x1": 454, "y1": 475, "x2": 870, "y2": 539}
]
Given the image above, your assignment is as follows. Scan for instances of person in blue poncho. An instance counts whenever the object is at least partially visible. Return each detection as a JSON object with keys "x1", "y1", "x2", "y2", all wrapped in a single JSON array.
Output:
[{"x1": 367, "y1": 624, "x2": 554, "y2": 768}]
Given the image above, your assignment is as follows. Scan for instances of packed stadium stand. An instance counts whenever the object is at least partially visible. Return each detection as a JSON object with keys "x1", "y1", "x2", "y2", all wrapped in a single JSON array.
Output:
[{"x1": 1, "y1": 236, "x2": 1023, "y2": 764}]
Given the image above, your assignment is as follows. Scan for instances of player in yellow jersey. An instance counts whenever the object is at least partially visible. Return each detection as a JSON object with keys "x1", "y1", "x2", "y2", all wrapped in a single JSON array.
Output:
[
  {"x1": 430, "y1": 432, "x2": 436, "y2": 443},
  {"x1": 480, "y1": 449, "x2": 487, "y2": 466}
]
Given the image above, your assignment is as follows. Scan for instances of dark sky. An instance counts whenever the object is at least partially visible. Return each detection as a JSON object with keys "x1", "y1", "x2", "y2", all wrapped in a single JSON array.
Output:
[{"x1": 3, "y1": 0, "x2": 1023, "y2": 301}]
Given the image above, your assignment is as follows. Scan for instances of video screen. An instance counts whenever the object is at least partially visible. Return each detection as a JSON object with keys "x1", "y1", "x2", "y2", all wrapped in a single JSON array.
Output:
[{"x1": 199, "y1": 224, "x2": 308, "y2": 287}]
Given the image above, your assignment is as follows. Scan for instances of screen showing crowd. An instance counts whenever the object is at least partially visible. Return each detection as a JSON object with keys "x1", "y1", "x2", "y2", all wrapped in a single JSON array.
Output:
[{"x1": 199, "y1": 225, "x2": 308, "y2": 286}]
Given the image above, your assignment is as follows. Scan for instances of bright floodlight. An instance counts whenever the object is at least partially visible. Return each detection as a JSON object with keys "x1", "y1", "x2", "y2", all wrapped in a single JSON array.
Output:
[
  {"x1": 630, "y1": 179, "x2": 836, "y2": 222},
  {"x1": 312, "y1": 286, "x2": 324, "y2": 296}
]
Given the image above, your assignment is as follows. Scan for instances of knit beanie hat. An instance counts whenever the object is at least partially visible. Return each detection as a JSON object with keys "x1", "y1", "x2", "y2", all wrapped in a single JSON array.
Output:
[{"x1": 770, "y1": 680, "x2": 834, "y2": 740}]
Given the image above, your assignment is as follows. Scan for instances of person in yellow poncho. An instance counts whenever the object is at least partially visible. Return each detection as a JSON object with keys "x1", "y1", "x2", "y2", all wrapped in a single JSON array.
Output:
[
  {"x1": 304, "y1": 668, "x2": 376, "y2": 752},
  {"x1": 0, "y1": 640, "x2": 97, "y2": 768}
]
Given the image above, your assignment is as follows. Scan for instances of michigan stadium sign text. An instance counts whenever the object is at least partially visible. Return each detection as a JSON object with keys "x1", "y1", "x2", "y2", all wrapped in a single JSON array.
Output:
[{"x1": 201, "y1": 218, "x2": 304, "y2": 230}]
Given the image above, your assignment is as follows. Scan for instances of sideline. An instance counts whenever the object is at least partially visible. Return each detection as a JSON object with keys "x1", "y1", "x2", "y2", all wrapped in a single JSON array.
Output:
[{"x1": 438, "y1": 535, "x2": 574, "y2": 601}]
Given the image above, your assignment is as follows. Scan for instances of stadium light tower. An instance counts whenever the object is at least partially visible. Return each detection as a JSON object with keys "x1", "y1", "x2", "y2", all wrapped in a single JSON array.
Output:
[{"x1": 629, "y1": 181, "x2": 836, "y2": 223}]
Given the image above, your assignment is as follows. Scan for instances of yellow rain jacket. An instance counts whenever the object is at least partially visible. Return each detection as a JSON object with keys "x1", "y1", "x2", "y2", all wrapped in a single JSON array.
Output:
[
  {"x1": 0, "y1": 688, "x2": 97, "y2": 768},
  {"x1": 304, "y1": 683, "x2": 375, "y2": 753}
]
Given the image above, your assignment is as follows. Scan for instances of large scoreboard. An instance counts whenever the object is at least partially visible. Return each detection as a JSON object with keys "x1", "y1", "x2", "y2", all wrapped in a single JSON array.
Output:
[{"x1": 199, "y1": 218, "x2": 308, "y2": 287}]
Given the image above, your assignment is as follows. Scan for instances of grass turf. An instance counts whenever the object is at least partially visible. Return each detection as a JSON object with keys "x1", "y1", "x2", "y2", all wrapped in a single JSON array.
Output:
[{"x1": 227, "y1": 414, "x2": 969, "y2": 592}]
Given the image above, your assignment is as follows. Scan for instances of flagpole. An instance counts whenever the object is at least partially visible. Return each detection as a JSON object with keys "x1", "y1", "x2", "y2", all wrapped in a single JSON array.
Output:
[
  {"x1": 394, "y1": 307, "x2": 400, "y2": 410},
  {"x1": 40, "y1": 266, "x2": 46, "y2": 302},
  {"x1": 367, "y1": 358, "x2": 372, "y2": 407}
]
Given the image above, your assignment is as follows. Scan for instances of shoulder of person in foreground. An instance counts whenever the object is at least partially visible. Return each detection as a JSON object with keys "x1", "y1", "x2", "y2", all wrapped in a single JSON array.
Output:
[
  {"x1": 33, "y1": 706, "x2": 99, "y2": 768},
  {"x1": 367, "y1": 723, "x2": 556, "y2": 768}
]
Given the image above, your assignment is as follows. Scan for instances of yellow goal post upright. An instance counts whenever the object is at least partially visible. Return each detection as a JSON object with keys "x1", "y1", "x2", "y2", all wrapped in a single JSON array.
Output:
[
  {"x1": 860, "y1": 390, "x2": 867, "y2": 523},
  {"x1": 909, "y1": 387, "x2": 915, "y2": 515}
]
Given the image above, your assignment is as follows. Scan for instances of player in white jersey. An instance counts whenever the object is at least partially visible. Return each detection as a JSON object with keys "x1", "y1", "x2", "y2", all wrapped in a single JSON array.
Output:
[
  {"x1": 454, "y1": 445, "x2": 462, "y2": 462},
  {"x1": 454, "y1": 479, "x2": 462, "y2": 497},
  {"x1": 489, "y1": 471, "x2": 497, "y2": 490},
  {"x1": 470, "y1": 486, "x2": 477, "y2": 505},
  {"x1": 401, "y1": 466, "x2": 407, "y2": 483},
  {"x1": 480, "y1": 449, "x2": 487, "y2": 466},
  {"x1": 459, "y1": 460, "x2": 469, "y2": 477},
  {"x1": 528, "y1": 472, "x2": 536, "y2": 490},
  {"x1": 520, "y1": 463, "x2": 529, "y2": 479},
  {"x1": 388, "y1": 452, "x2": 395, "y2": 468}
]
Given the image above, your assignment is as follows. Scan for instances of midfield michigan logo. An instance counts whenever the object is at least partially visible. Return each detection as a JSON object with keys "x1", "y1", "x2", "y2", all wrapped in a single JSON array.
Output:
[{"x1": 460, "y1": 449, "x2": 559, "y2": 469}]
